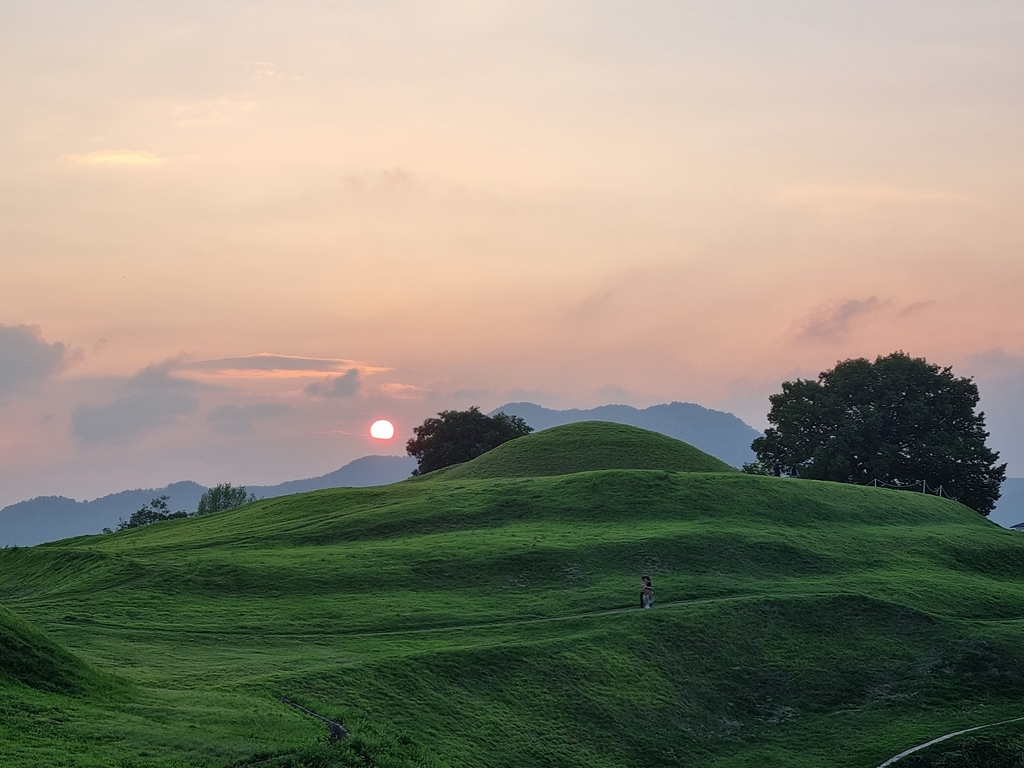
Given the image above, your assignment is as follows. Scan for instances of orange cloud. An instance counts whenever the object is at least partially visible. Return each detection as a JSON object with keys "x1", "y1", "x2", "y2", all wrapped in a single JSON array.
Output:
[{"x1": 178, "y1": 354, "x2": 390, "y2": 380}]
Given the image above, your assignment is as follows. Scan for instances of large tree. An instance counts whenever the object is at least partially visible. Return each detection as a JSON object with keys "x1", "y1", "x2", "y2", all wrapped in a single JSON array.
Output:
[
  {"x1": 751, "y1": 352, "x2": 1005, "y2": 514},
  {"x1": 407, "y1": 406, "x2": 532, "y2": 475}
]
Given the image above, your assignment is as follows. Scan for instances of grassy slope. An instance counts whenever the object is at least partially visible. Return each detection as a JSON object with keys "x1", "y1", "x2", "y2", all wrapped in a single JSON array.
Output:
[
  {"x1": 0, "y1": 603, "x2": 105, "y2": 694},
  {"x1": 2, "y1": 424, "x2": 1024, "y2": 766}
]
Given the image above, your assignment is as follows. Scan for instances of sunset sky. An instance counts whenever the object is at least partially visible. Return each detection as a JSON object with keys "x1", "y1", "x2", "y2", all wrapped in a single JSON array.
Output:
[{"x1": 2, "y1": 1, "x2": 1023, "y2": 508}]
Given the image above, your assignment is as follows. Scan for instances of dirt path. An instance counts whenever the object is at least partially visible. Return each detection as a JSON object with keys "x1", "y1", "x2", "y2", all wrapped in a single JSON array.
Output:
[
  {"x1": 43, "y1": 592, "x2": 776, "y2": 638},
  {"x1": 338, "y1": 592, "x2": 771, "y2": 639},
  {"x1": 280, "y1": 697, "x2": 348, "y2": 740},
  {"x1": 873, "y1": 715, "x2": 1024, "y2": 767}
]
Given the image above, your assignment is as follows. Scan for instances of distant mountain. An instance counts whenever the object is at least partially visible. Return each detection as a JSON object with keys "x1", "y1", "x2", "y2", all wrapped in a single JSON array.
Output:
[
  {"x1": 491, "y1": 401, "x2": 761, "y2": 470},
  {"x1": 246, "y1": 455, "x2": 416, "y2": 498},
  {"x1": 991, "y1": 478, "x2": 1024, "y2": 528},
  {"x1": 0, "y1": 455, "x2": 415, "y2": 547},
  {"x1": 0, "y1": 481, "x2": 208, "y2": 549}
]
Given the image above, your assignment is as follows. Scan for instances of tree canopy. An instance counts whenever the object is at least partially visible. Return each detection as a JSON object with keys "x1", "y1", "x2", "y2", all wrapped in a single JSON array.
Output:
[
  {"x1": 114, "y1": 495, "x2": 189, "y2": 531},
  {"x1": 196, "y1": 483, "x2": 255, "y2": 516},
  {"x1": 751, "y1": 352, "x2": 1005, "y2": 514},
  {"x1": 406, "y1": 406, "x2": 533, "y2": 475},
  {"x1": 102, "y1": 485, "x2": 256, "y2": 534}
]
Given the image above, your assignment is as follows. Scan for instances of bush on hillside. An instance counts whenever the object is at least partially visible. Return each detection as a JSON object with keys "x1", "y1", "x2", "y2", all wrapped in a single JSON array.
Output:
[
  {"x1": 105, "y1": 485, "x2": 256, "y2": 533},
  {"x1": 196, "y1": 483, "x2": 255, "y2": 516},
  {"x1": 115, "y1": 495, "x2": 189, "y2": 531},
  {"x1": 406, "y1": 406, "x2": 532, "y2": 475},
  {"x1": 752, "y1": 352, "x2": 1006, "y2": 514}
]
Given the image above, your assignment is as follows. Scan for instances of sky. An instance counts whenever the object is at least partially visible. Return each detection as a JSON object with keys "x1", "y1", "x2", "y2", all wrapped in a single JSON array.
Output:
[{"x1": 2, "y1": 1, "x2": 1024, "y2": 508}]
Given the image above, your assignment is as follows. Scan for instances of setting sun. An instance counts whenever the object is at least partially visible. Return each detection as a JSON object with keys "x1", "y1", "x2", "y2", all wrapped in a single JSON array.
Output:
[{"x1": 370, "y1": 419, "x2": 395, "y2": 440}]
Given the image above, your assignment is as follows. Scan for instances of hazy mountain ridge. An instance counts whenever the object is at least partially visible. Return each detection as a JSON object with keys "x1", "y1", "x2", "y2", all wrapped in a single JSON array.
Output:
[
  {"x1": 246, "y1": 454, "x2": 416, "y2": 498},
  {"x1": 0, "y1": 455, "x2": 415, "y2": 547},
  {"x1": 0, "y1": 481, "x2": 208, "y2": 548},
  {"x1": 995, "y1": 477, "x2": 1024, "y2": 528}
]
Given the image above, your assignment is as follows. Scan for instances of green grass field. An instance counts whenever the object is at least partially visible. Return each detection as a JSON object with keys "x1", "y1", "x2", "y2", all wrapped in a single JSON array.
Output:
[{"x1": 4, "y1": 422, "x2": 1024, "y2": 767}]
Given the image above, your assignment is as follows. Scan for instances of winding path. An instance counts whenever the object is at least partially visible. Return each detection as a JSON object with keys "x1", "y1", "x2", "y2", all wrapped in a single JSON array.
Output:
[
  {"x1": 36, "y1": 592, "x2": 776, "y2": 638},
  {"x1": 341, "y1": 593, "x2": 770, "y2": 639},
  {"x1": 873, "y1": 715, "x2": 1024, "y2": 767},
  {"x1": 280, "y1": 697, "x2": 348, "y2": 740}
]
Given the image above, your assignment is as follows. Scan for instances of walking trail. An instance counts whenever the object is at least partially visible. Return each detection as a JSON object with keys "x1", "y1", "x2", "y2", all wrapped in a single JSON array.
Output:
[
  {"x1": 873, "y1": 715, "x2": 1024, "y2": 767},
  {"x1": 342, "y1": 592, "x2": 769, "y2": 639}
]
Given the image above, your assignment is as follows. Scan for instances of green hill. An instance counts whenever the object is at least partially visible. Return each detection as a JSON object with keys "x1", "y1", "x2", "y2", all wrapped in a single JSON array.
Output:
[
  {"x1": 0, "y1": 602, "x2": 101, "y2": 694},
  {"x1": 433, "y1": 421, "x2": 736, "y2": 479},
  {"x1": 2, "y1": 424, "x2": 1024, "y2": 766}
]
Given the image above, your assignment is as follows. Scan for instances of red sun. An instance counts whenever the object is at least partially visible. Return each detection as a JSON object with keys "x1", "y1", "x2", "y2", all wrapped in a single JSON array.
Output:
[{"x1": 370, "y1": 419, "x2": 395, "y2": 440}]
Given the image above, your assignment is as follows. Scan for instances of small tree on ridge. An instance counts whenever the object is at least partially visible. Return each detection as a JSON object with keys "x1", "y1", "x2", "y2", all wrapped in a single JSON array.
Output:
[
  {"x1": 406, "y1": 407, "x2": 532, "y2": 475},
  {"x1": 115, "y1": 495, "x2": 189, "y2": 531},
  {"x1": 196, "y1": 483, "x2": 255, "y2": 516}
]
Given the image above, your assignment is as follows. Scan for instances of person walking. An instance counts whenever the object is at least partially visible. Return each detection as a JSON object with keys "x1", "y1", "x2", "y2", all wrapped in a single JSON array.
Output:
[{"x1": 641, "y1": 575, "x2": 654, "y2": 609}]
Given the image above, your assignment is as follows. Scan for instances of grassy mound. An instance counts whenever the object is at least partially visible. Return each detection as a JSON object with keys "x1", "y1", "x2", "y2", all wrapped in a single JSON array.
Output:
[
  {"x1": 0, "y1": 603, "x2": 100, "y2": 694},
  {"x1": 433, "y1": 421, "x2": 736, "y2": 479},
  {"x1": 3, "y1": 453, "x2": 1024, "y2": 766}
]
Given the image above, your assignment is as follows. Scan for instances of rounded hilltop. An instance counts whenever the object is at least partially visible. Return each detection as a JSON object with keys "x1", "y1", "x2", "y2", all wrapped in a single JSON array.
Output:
[
  {"x1": 430, "y1": 420, "x2": 737, "y2": 480},
  {"x1": 0, "y1": 603, "x2": 102, "y2": 694}
]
